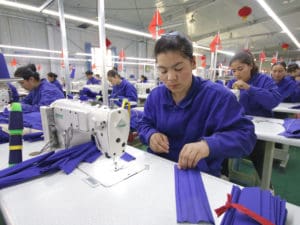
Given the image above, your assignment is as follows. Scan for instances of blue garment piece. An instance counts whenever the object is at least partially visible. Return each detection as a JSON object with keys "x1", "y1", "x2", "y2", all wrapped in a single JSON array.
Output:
[
  {"x1": 138, "y1": 76, "x2": 256, "y2": 177},
  {"x1": 279, "y1": 118, "x2": 300, "y2": 138},
  {"x1": 0, "y1": 141, "x2": 101, "y2": 189},
  {"x1": 0, "y1": 110, "x2": 42, "y2": 130},
  {"x1": 7, "y1": 83, "x2": 19, "y2": 102},
  {"x1": 79, "y1": 87, "x2": 98, "y2": 99},
  {"x1": 50, "y1": 80, "x2": 64, "y2": 93},
  {"x1": 0, "y1": 127, "x2": 9, "y2": 143},
  {"x1": 86, "y1": 77, "x2": 100, "y2": 85},
  {"x1": 274, "y1": 76, "x2": 297, "y2": 102},
  {"x1": 0, "y1": 53, "x2": 10, "y2": 78},
  {"x1": 120, "y1": 152, "x2": 136, "y2": 161},
  {"x1": 109, "y1": 78, "x2": 138, "y2": 103},
  {"x1": 219, "y1": 186, "x2": 287, "y2": 225},
  {"x1": 130, "y1": 109, "x2": 144, "y2": 131},
  {"x1": 227, "y1": 73, "x2": 281, "y2": 117},
  {"x1": 174, "y1": 166, "x2": 215, "y2": 224},
  {"x1": 23, "y1": 132, "x2": 44, "y2": 142},
  {"x1": 21, "y1": 79, "x2": 64, "y2": 113}
]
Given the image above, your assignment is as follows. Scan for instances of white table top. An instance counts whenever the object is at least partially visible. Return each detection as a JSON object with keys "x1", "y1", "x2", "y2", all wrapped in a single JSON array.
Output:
[
  {"x1": 273, "y1": 102, "x2": 300, "y2": 114},
  {"x1": 252, "y1": 116, "x2": 300, "y2": 147},
  {"x1": 0, "y1": 141, "x2": 299, "y2": 225}
]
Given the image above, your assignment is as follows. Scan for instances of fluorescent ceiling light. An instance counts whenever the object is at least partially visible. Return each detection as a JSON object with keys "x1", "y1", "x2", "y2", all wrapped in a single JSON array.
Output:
[
  {"x1": 114, "y1": 61, "x2": 154, "y2": 66},
  {"x1": 76, "y1": 53, "x2": 155, "y2": 61},
  {"x1": 216, "y1": 50, "x2": 234, "y2": 56},
  {"x1": 256, "y1": 0, "x2": 300, "y2": 48},
  {"x1": 0, "y1": 44, "x2": 61, "y2": 54},
  {"x1": 0, "y1": 0, "x2": 151, "y2": 38},
  {"x1": 4, "y1": 53, "x2": 87, "y2": 62},
  {"x1": 193, "y1": 44, "x2": 210, "y2": 51}
]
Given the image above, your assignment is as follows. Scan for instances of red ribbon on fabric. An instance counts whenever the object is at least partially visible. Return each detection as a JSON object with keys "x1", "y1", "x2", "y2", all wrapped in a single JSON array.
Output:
[{"x1": 215, "y1": 194, "x2": 275, "y2": 225}]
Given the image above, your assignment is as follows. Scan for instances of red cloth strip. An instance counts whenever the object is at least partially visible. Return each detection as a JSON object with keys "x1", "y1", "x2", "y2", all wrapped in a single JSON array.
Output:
[{"x1": 215, "y1": 194, "x2": 275, "y2": 225}]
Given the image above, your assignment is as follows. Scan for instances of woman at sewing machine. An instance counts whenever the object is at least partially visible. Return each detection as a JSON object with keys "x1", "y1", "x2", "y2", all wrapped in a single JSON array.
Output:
[
  {"x1": 47, "y1": 72, "x2": 63, "y2": 93},
  {"x1": 137, "y1": 31, "x2": 256, "y2": 177},
  {"x1": 107, "y1": 69, "x2": 138, "y2": 107},
  {"x1": 226, "y1": 51, "x2": 281, "y2": 184},
  {"x1": 14, "y1": 65, "x2": 64, "y2": 113}
]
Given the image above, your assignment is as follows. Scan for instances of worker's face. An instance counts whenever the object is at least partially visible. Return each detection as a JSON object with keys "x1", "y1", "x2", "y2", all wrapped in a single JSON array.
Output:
[
  {"x1": 47, "y1": 76, "x2": 54, "y2": 82},
  {"x1": 18, "y1": 77, "x2": 35, "y2": 91},
  {"x1": 108, "y1": 76, "x2": 119, "y2": 86},
  {"x1": 271, "y1": 64, "x2": 286, "y2": 83},
  {"x1": 230, "y1": 60, "x2": 252, "y2": 82},
  {"x1": 86, "y1": 74, "x2": 93, "y2": 80},
  {"x1": 290, "y1": 69, "x2": 300, "y2": 79},
  {"x1": 156, "y1": 51, "x2": 195, "y2": 96}
]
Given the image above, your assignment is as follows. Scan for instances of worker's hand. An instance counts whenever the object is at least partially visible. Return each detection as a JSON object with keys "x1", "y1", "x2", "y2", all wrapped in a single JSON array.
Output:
[
  {"x1": 232, "y1": 80, "x2": 250, "y2": 90},
  {"x1": 149, "y1": 132, "x2": 169, "y2": 154},
  {"x1": 178, "y1": 141, "x2": 210, "y2": 169}
]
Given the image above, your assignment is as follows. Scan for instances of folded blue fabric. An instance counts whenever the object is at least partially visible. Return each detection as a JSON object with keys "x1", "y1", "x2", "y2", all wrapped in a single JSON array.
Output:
[
  {"x1": 218, "y1": 186, "x2": 287, "y2": 225},
  {"x1": 0, "y1": 141, "x2": 101, "y2": 189},
  {"x1": 0, "y1": 111, "x2": 43, "y2": 143},
  {"x1": 120, "y1": 152, "x2": 136, "y2": 162},
  {"x1": 279, "y1": 118, "x2": 300, "y2": 138},
  {"x1": 23, "y1": 132, "x2": 44, "y2": 142},
  {"x1": 174, "y1": 166, "x2": 215, "y2": 224},
  {"x1": 0, "y1": 127, "x2": 9, "y2": 143}
]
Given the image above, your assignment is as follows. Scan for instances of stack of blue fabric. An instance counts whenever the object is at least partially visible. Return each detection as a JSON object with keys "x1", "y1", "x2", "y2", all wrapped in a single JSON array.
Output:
[
  {"x1": 0, "y1": 109, "x2": 43, "y2": 142},
  {"x1": 279, "y1": 118, "x2": 300, "y2": 138},
  {"x1": 216, "y1": 185, "x2": 287, "y2": 225}
]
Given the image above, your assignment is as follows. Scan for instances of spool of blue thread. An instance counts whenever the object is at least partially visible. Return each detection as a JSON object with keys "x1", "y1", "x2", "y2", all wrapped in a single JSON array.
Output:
[{"x1": 8, "y1": 102, "x2": 23, "y2": 166}]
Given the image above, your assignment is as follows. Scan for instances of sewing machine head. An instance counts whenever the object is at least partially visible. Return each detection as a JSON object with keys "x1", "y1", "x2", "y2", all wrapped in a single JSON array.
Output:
[
  {"x1": 40, "y1": 99, "x2": 130, "y2": 158},
  {"x1": 0, "y1": 83, "x2": 10, "y2": 111}
]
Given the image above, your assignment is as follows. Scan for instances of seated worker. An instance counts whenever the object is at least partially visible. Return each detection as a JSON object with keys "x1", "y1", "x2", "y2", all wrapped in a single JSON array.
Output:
[
  {"x1": 227, "y1": 51, "x2": 281, "y2": 183},
  {"x1": 107, "y1": 69, "x2": 138, "y2": 107},
  {"x1": 287, "y1": 63, "x2": 300, "y2": 81},
  {"x1": 137, "y1": 31, "x2": 256, "y2": 177},
  {"x1": 86, "y1": 70, "x2": 100, "y2": 85},
  {"x1": 227, "y1": 51, "x2": 281, "y2": 117},
  {"x1": 14, "y1": 65, "x2": 64, "y2": 113},
  {"x1": 271, "y1": 61, "x2": 298, "y2": 103},
  {"x1": 47, "y1": 72, "x2": 64, "y2": 93},
  {"x1": 140, "y1": 75, "x2": 148, "y2": 83},
  {"x1": 287, "y1": 63, "x2": 300, "y2": 102}
]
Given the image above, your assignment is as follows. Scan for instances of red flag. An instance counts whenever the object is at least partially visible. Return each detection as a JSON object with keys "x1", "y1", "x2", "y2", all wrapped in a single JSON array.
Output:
[
  {"x1": 271, "y1": 54, "x2": 277, "y2": 64},
  {"x1": 210, "y1": 33, "x2": 222, "y2": 52},
  {"x1": 37, "y1": 64, "x2": 41, "y2": 71},
  {"x1": 200, "y1": 55, "x2": 206, "y2": 68},
  {"x1": 106, "y1": 38, "x2": 112, "y2": 48},
  {"x1": 10, "y1": 58, "x2": 17, "y2": 67},
  {"x1": 92, "y1": 63, "x2": 96, "y2": 70},
  {"x1": 148, "y1": 10, "x2": 165, "y2": 39},
  {"x1": 60, "y1": 51, "x2": 64, "y2": 68},
  {"x1": 119, "y1": 48, "x2": 125, "y2": 61},
  {"x1": 259, "y1": 51, "x2": 266, "y2": 62}
]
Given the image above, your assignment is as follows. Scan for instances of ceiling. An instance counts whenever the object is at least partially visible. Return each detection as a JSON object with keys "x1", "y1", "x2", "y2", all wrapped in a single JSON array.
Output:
[{"x1": 1, "y1": 0, "x2": 300, "y2": 60}]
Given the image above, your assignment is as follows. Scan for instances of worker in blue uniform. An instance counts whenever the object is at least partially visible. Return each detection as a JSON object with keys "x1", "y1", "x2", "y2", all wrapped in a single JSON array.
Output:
[
  {"x1": 47, "y1": 72, "x2": 64, "y2": 93},
  {"x1": 227, "y1": 51, "x2": 281, "y2": 117},
  {"x1": 14, "y1": 65, "x2": 64, "y2": 113},
  {"x1": 137, "y1": 32, "x2": 256, "y2": 177},
  {"x1": 107, "y1": 69, "x2": 138, "y2": 107},
  {"x1": 7, "y1": 82, "x2": 19, "y2": 102},
  {"x1": 86, "y1": 70, "x2": 100, "y2": 85},
  {"x1": 286, "y1": 63, "x2": 300, "y2": 102},
  {"x1": 227, "y1": 51, "x2": 281, "y2": 183},
  {"x1": 271, "y1": 61, "x2": 298, "y2": 103}
]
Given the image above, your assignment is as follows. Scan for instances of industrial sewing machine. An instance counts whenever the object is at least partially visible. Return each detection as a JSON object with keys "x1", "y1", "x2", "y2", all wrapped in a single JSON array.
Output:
[
  {"x1": 40, "y1": 99, "x2": 129, "y2": 159},
  {"x1": 40, "y1": 99, "x2": 146, "y2": 187}
]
